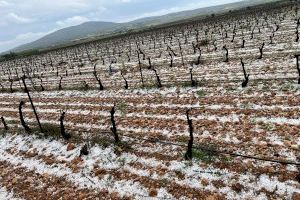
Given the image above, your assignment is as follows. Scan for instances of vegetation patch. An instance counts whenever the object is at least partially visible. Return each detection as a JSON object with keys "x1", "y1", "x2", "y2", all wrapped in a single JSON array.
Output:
[
  {"x1": 191, "y1": 148, "x2": 219, "y2": 163},
  {"x1": 31, "y1": 123, "x2": 61, "y2": 139},
  {"x1": 196, "y1": 90, "x2": 206, "y2": 97},
  {"x1": 200, "y1": 39, "x2": 209, "y2": 46},
  {"x1": 116, "y1": 100, "x2": 128, "y2": 117}
]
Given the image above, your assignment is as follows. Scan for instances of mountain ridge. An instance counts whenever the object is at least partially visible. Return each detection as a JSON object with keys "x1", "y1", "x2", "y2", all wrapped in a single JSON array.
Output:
[{"x1": 9, "y1": 0, "x2": 279, "y2": 53}]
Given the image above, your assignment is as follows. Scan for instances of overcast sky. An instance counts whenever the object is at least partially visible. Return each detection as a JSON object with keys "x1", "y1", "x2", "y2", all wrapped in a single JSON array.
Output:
[{"x1": 0, "y1": 0, "x2": 241, "y2": 53}]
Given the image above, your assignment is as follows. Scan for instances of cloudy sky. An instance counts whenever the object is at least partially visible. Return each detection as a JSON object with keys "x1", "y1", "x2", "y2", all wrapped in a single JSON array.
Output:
[{"x1": 0, "y1": 0, "x2": 241, "y2": 53}]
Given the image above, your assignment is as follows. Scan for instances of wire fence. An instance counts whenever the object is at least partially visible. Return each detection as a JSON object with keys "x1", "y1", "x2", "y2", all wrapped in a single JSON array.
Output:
[{"x1": 63, "y1": 128, "x2": 300, "y2": 166}]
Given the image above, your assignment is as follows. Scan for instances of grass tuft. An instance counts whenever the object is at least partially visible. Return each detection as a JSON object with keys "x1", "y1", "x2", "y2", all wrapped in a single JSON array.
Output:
[
  {"x1": 116, "y1": 101, "x2": 128, "y2": 116},
  {"x1": 30, "y1": 123, "x2": 61, "y2": 139},
  {"x1": 192, "y1": 148, "x2": 218, "y2": 163},
  {"x1": 196, "y1": 90, "x2": 206, "y2": 97}
]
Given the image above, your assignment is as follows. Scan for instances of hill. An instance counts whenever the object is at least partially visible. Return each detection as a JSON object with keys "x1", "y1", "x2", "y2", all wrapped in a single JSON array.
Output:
[{"x1": 10, "y1": 0, "x2": 279, "y2": 53}]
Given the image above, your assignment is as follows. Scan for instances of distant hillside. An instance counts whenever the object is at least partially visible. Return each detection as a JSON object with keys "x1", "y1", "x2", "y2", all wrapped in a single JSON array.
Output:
[
  {"x1": 12, "y1": 22, "x2": 121, "y2": 52},
  {"x1": 10, "y1": 0, "x2": 280, "y2": 53}
]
